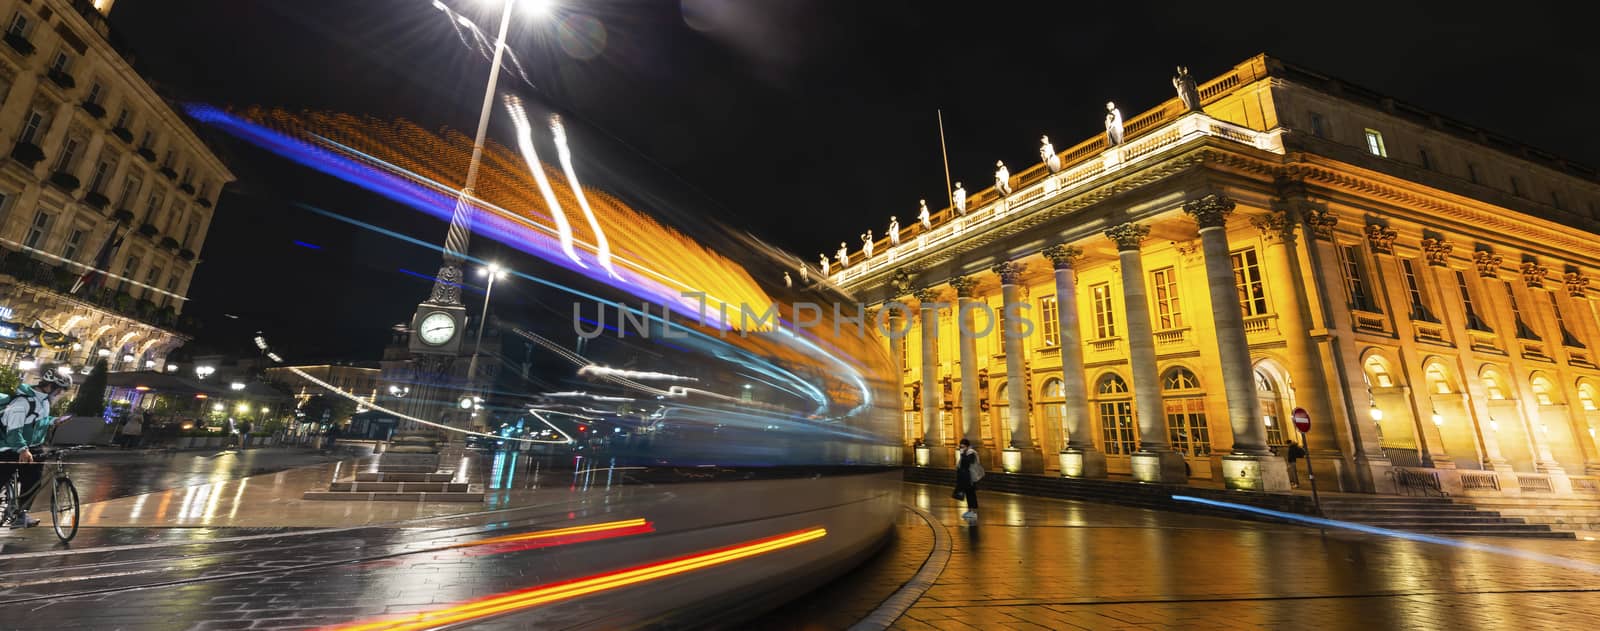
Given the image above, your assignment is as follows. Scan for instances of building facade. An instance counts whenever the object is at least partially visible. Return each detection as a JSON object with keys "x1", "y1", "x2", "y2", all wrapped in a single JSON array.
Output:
[
  {"x1": 832, "y1": 55, "x2": 1600, "y2": 497},
  {"x1": 0, "y1": 0, "x2": 233, "y2": 379},
  {"x1": 263, "y1": 363, "x2": 381, "y2": 410}
]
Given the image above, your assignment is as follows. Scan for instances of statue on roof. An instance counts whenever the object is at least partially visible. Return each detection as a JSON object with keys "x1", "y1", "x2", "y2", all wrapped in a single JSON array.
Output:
[
  {"x1": 1105, "y1": 102, "x2": 1124, "y2": 146},
  {"x1": 800, "y1": 262, "x2": 809, "y2": 284},
  {"x1": 862, "y1": 230, "x2": 875, "y2": 259},
  {"x1": 887, "y1": 216, "x2": 900, "y2": 245},
  {"x1": 820, "y1": 253, "x2": 830, "y2": 276},
  {"x1": 837, "y1": 242, "x2": 850, "y2": 268},
  {"x1": 919, "y1": 199, "x2": 933, "y2": 227},
  {"x1": 784, "y1": 271, "x2": 792, "y2": 288},
  {"x1": 1174, "y1": 66, "x2": 1202, "y2": 112},
  {"x1": 1041, "y1": 135, "x2": 1061, "y2": 173},
  {"x1": 952, "y1": 184, "x2": 966, "y2": 215},
  {"x1": 994, "y1": 161, "x2": 1012, "y2": 196}
]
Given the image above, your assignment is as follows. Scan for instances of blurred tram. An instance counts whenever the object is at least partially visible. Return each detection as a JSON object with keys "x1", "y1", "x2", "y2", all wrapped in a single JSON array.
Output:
[{"x1": 190, "y1": 103, "x2": 903, "y2": 627}]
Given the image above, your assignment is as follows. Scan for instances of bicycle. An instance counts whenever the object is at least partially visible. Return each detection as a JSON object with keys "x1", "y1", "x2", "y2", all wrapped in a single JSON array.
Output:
[{"x1": 1, "y1": 445, "x2": 90, "y2": 542}]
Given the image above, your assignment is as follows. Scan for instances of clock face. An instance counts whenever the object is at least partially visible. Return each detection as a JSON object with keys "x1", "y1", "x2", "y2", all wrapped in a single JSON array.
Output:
[{"x1": 418, "y1": 312, "x2": 457, "y2": 346}]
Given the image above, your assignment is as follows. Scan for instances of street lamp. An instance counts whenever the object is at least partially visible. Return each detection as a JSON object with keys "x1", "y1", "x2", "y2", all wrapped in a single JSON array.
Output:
[
  {"x1": 195, "y1": 365, "x2": 216, "y2": 379},
  {"x1": 466, "y1": 263, "x2": 508, "y2": 389},
  {"x1": 435, "y1": 0, "x2": 521, "y2": 274},
  {"x1": 388, "y1": 385, "x2": 410, "y2": 398}
]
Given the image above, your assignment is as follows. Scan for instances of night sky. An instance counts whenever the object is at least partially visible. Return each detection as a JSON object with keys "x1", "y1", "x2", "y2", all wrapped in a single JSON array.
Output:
[{"x1": 107, "y1": 0, "x2": 1598, "y2": 361}]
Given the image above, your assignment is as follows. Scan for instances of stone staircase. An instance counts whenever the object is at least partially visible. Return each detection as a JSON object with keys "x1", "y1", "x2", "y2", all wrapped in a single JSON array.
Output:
[
  {"x1": 1321, "y1": 497, "x2": 1573, "y2": 538},
  {"x1": 303, "y1": 432, "x2": 483, "y2": 503},
  {"x1": 903, "y1": 467, "x2": 1574, "y2": 538}
]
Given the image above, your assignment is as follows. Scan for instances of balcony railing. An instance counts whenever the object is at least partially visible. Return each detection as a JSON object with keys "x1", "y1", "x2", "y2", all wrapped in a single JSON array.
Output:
[
  {"x1": 826, "y1": 112, "x2": 1285, "y2": 286},
  {"x1": 1154, "y1": 328, "x2": 1189, "y2": 347},
  {"x1": 1242, "y1": 314, "x2": 1277, "y2": 335}
]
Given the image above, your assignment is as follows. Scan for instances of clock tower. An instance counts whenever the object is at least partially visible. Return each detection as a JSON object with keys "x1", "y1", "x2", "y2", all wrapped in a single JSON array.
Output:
[{"x1": 409, "y1": 203, "x2": 471, "y2": 357}]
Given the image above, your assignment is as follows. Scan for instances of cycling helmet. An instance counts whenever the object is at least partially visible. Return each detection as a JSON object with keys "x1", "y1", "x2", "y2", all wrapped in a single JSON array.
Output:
[{"x1": 39, "y1": 366, "x2": 73, "y2": 389}]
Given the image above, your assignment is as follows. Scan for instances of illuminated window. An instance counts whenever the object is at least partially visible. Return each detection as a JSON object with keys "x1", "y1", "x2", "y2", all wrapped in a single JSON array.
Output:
[
  {"x1": 1400, "y1": 259, "x2": 1433, "y2": 321},
  {"x1": 1550, "y1": 293, "x2": 1584, "y2": 348},
  {"x1": 1232, "y1": 248, "x2": 1268, "y2": 316},
  {"x1": 1505, "y1": 282, "x2": 1540, "y2": 340},
  {"x1": 1580, "y1": 384, "x2": 1598, "y2": 411},
  {"x1": 1256, "y1": 370, "x2": 1285, "y2": 446},
  {"x1": 996, "y1": 382, "x2": 1012, "y2": 447},
  {"x1": 1483, "y1": 372, "x2": 1507, "y2": 400},
  {"x1": 1338, "y1": 244, "x2": 1378, "y2": 312},
  {"x1": 1152, "y1": 267, "x2": 1183, "y2": 329},
  {"x1": 1426, "y1": 364, "x2": 1453, "y2": 394},
  {"x1": 1455, "y1": 271, "x2": 1491, "y2": 332},
  {"x1": 1166, "y1": 398, "x2": 1210, "y2": 458},
  {"x1": 1531, "y1": 376, "x2": 1556, "y2": 406},
  {"x1": 23, "y1": 210, "x2": 51, "y2": 249},
  {"x1": 1095, "y1": 373, "x2": 1135, "y2": 455},
  {"x1": 1365, "y1": 357, "x2": 1395, "y2": 388},
  {"x1": 1162, "y1": 367, "x2": 1201, "y2": 391},
  {"x1": 1364, "y1": 129, "x2": 1387, "y2": 157},
  {"x1": 1091, "y1": 283, "x2": 1116, "y2": 339},
  {"x1": 1041, "y1": 377, "x2": 1066, "y2": 447},
  {"x1": 1039, "y1": 296, "x2": 1059, "y2": 347}
]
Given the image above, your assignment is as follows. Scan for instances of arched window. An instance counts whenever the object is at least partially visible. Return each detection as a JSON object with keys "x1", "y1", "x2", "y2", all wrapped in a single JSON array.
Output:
[
  {"x1": 1531, "y1": 375, "x2": 1557, "y2": 406},
  {"x1": 1365, "y1": 356, "x2": 1395, "y2": 388},
  {"x1": 1162, "y1": 367, "x2": 1208, "y2": 459},
  {"x1": 996, "y1": 381, "x2": 1011, "y2": 446},
  {"x1": 1426, "y1": 363, "x2": 1454, "y2": 394},
  {"x1": 1482, "y1": 369, "x2": 1508, "y2": 400},
  {"x1": 1579, "y1": 382, "x2": 1599, "y2": 412},
  {"x1": 1041, "y1": 377, "x2": 1066, "y2": 446},
  {"x1": 1256, "y1": 368, "x2": 1286, "y2": 445},
  {"x1": 1094, "y1": 373, "x2": 1135, "y2": 454}
]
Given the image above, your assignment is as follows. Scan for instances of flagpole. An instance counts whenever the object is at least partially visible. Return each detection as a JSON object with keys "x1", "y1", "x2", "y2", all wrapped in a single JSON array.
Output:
[{"x1": 937, "y1": 110, "x2": 955, "y2": 214}]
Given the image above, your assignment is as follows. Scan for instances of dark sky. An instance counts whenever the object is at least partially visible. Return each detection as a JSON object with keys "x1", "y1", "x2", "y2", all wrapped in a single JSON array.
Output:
[{"x1": 108, "y1": 0, "x2": 1598, "y2": 361}]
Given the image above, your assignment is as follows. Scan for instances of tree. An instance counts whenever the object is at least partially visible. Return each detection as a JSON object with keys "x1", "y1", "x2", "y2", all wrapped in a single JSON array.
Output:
[
  {"x1": 68, "y1": 359, "x2": 110, "y2": 417},
  {"x1": 0, "y1": 365, "x2": 19, "y2": 394},
  {"x1": 299, "y1": 394, "x2": 356, "y2": 426}
]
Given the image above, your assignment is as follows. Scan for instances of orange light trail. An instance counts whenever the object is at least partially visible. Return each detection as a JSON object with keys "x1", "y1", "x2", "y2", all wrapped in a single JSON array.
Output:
[
  {"x1": 327, "y1": 527, "x2": 828, "y2": 631},
  {"x1": 450, "y1": 518, "x2": 654, "y2": 556}
]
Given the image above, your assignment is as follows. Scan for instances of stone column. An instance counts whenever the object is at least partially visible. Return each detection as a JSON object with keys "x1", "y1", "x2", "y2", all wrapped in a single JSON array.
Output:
[
  {"x1": 884, "y1": 297, "x2": 909, "y2": 461},
  {"x1": 913, "y1": 288, "x2": 949, "y2": 467},
  {"x1": 1182, "y1": 196, "x2": 1290, "y2": 491},
  {"x1": 950, "y1": 276, "x2": 985, "y2": 456},
  {"x1": 994, "y1": 261, "x2": 1043, "y2": 473},
  {"x1": 1043, "y1": 244, "x2": 1105, "y2": 477},
  {"x1": 1104, "y1": 223, "x2": 1186, "y2": 483}
]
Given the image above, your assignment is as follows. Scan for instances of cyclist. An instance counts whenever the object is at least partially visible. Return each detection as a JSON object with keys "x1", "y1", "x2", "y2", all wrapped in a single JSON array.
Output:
[{"x1": 1, "y1": 367, "x2": 73, "y2": 528}]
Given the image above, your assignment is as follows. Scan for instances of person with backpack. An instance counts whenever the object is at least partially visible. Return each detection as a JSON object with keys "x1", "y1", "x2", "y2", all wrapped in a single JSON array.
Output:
[
  {"x1": 0, "y1": 367, "x2": 73, "y2": 528},
  {"x1": 1285, "y1": 439, "x2": 1307, "y2": 488},
  {"x1": 954, "y1": 438, "x2": 983, "y2": 522}
]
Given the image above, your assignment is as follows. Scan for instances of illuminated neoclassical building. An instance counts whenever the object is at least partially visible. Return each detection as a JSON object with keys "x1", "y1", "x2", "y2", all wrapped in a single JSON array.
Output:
[{"x1": 831, "y1": 55, "x2": 1600, "y2": 496}]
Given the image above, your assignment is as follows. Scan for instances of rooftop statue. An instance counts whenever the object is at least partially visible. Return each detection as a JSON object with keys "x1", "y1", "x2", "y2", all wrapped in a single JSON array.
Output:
[
  {"x1": 784, "y1": 271, "x2": 792, "y2": 288},
  {"x1": 1173, "y1": 65, "x2": 1202, "y2": 112},
  {"x1": 994, "y1": 161, "x2": 1012, "y2": 196},
  {"x1": 920, "y1": 199, "x2": 934, "y2": 227},
  {"x1": 1105, "y1": 101, "x2": 1124, "y2": 146},
  {"x1": 887, "y1": 216, "x2": 900, "y2": 245},
  {"x1": 820, "y1": 253, "x2": 830, "y2": 276},
  {"x1": 837, "y1": 242, "x2": 850, "y2": 268},
  {"x1": 862, "y1": 230, "x2": 875, "y2": 259},
  {"x1": 1041, "y1": 135, "x2": 1061, "y2": 173},
  {"x1": 952, "y1": 184, "x2": 966, "y2": 215}
]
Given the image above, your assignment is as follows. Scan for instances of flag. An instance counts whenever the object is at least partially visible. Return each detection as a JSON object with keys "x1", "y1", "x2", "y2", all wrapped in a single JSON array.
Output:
[{"x1": 70, "y1": 220, "x2": 131, "y2": 295}]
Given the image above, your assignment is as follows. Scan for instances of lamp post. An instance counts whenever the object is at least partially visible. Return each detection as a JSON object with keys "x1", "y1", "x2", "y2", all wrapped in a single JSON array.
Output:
[{"x1": 466, "y1": 263, "x2": 507, "y2": 424}]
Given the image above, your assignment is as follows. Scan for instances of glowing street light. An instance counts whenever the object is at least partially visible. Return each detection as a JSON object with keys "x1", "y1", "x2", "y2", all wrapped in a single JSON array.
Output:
[
  {"x1": 466, "y1": 262, "x2": 508, "y2": 397},
  {"x1": 230, "y1": 381, "x2": 246, "y2": 391}
]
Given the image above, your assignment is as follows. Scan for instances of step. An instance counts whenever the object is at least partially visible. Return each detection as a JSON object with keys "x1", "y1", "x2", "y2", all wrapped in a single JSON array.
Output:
[
  {"x1": 1322, "y1": 514, "x2": 1522, "y2": 525},
  {"x1": 301, "y1": 490, "x2": 484, "y2": 502},
  {"x1": 1322, "y1": 507, "x2": 1491, "y2": 515},
  {"x1": 373, "y1": 464, "x2": 440, "y2": 473},
  {"x1": 328, "y1": 481, "x2": 470, "y2": 493},
  {"x1": 1407, "y1": 528, "x2": 1574, "y2": 539},
  {"x1": 354, "y1": 472, "x2": 457, "y2": 483}
]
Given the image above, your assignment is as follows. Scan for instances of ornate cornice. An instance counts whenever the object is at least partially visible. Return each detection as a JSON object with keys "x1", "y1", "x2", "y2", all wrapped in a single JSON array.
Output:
[
  {"x1": 1474, "y1": 250, "x2": 1503, "y2": 279},
  {"x1": 1421, "y1": 238, "x2": 1452, "y2": 267},
  {"x1": 1041, "y1": 244, "x2": 1084, "y2": 270},
  {"x1": 949, "y1": 275, "x2": 979, "y2": 298},
  {"x1": 1565, "y1": 271, "x2": 1590, "y2": 299},
  {"x1": 1366, "y1": 224, "x2": 1397, "y2": 255},
  {"x1": 1521, "y1": 261, "x2": 1548, "y2": 289},
  {"x1": 889, "y1": 269, "x2": 914, "y2": 297},
  {"x1": 1182, "y1": 194, "x2": 1235, "y2": 228},
  {"x1": 1104, "y1": 222, "x2": 1150, "y2": 251},
  {"x1": 991, "y1": 261, "x2": 1025, "y2": 285}
]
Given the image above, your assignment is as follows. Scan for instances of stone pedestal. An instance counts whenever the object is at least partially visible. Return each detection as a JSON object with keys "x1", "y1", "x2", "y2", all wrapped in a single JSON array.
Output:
[
  {"x1": 1060, "y1": 448, "x2": 1107, "y2": 478},
  {"x1": 1001, "y1": 447, "x2": 1045, "y2": 474},
  {"x1": 1131, "y1": 450, "x2": 1188, "y2": 484},
  {"x1": 1222, "y1": 454, "x2": 1292, "y2": 492}
]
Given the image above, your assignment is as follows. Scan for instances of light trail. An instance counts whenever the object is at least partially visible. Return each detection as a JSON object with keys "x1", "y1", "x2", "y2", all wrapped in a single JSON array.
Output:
[
  {"x1": 551, "y1": 114, "x2": 620, "y2": 280},
  {"x1": 284, "y1": 366, "x2": 571, "y2": 445},
  {"x1": 1171, "y1": 495, "x2": 1600, "y2": 574},
  {"x1": 504, "y1": 94, "x2": 586, "y2": 268},
  {"x1": 449, "y1": 518, "x2": 654, "y2": 557},
  {"x1": 327, "y1": 527, "x2": 828, "y2": 631}
]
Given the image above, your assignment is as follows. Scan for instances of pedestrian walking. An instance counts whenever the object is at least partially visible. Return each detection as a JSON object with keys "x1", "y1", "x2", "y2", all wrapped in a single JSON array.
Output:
[
  {"x1": 1285, "y1": 439, "x2": 1307, "y2": 488},
  {"x1": 953, "y1": 438, "x2": 984, "y2": 522}
]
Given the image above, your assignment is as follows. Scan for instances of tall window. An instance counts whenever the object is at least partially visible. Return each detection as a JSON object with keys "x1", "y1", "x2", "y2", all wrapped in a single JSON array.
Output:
[
  {"x1": 120, "y1": 176, "x2": 141, "y2": 209},
  {"x1": 24, "y1": 211, "x2": 50, "y2": 249},
  {"x1": 87, "y1": 82, "x2": 103, "y2": 105},
  {"x1": 1096, "y1": 374, "x2": 1136, "y2": 455},
  {"x1": 1551, "y1": 293, "x2": 1584, "y2": 348},
  {"x1": 7, "y1": 13, "x2": 30, "y2": 37},
  {"x1": 1365, "y1": 357, "x2": 1396, "y2": 388},
  {"x1": 1039, "y1": 296, "x2": 1059, "y2": 347},
  {"x1": 1505, "y1": 282, "x2": 1539, "y2": 340},
  {"x1": 1426, "y1": 364, "x2": 1453, "y2": 394},
  {"x1": 19, "y1": 110, "x2": 46, "y2": 144},
  {"x1": 1163, "y1": 367, "x2": 1209, "y2": 459},
  {"x1": 1091, "y1": 283, "x2": 1116, "y2": 339},
  {"x1": 145, "y1": 266, "x2": 162, "y2": 303},
  {"x1": 63, "y1": 228, "x2": 85, "y2": 262},
  {"x1": 1510, "y1": 176, "x2": 1523, "y2": 197},
  {"x1": 1456, "y1": 271, "x2": 1491, "y2": 331},
  {"x1": 53, "y1": 137, "x2": 82, "y2": 172},
  {"x1": 1399, "y1": 259, "x2": 1433, "y2": 321},
  {"x1": 996, "y1": 382, "x2": 1011, "y2": 447},
  {"x1": 1338, "y1": 244, "x2": 1377, "y2": 312},
  {"x1": 1152, "y1": 267, "x2": 1183, "y2": 329},
  {"x1": 1364, "y1": 129, "x2": 1387, "y2": 157},
  {"x1": 1309, "y1": 112, "x2": 1327, "y2": 138},
  {"x1": 1531, "y1": 377, "x2": 1556, "y2": 406},
  {"x1": 49, "y1": 51, "x2": 71, "y2": 73},
  {"x1": 1580, "y1": 384, "x2": 1598, "y2": 411},
  {"x1": 89, "y1": 160, "x2": 112, "y2": 193},
  {"x1": 1041, "y1": 378, "x2": 1066, "y2": 447},
  {"x1": 183, "y1": 219, "x2": 198, "y2": 247},
  {"x1": 1232, "y1": 248, "x2": 1268, "y2": 316},
  {"x1": 1418, "y1": 147, "x2": 1432, "y2": 170},
  {"x1": 1483, "y1": 371, "x2": 1507, "y2": 400},
  {"x1": 1257, "y1": 371, "x2": 1286, "y2": 446},
  {"x1": 1552, "y1": 191, "x2": 1564, "y2": 210},
  {"x1": 114, "y1": 109, "x2": 130, "y2": 129},
  {"x1": 119, "y1": 255, "x2": 140, "y2": 291},
  {"x1": 1467, "y1": 163, "x2": 1480, "y2": 184}
]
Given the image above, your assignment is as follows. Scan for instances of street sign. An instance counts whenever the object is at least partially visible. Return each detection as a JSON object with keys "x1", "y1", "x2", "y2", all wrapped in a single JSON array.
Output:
[{"x1": 1291, "y1": 407, "x2": 1311, "y2": 433}]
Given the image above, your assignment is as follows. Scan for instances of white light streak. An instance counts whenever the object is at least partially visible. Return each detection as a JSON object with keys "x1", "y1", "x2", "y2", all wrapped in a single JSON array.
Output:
[
  {"x1": 550, "y1": 115, "x2": 620, "y2": 280},
  {"x1": 505, "y1": 96, "x2": 585, "y2": 267}
]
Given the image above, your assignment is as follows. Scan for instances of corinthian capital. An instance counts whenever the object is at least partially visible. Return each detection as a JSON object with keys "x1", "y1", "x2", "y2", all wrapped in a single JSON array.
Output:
[
  {"x1": 991, "y1": 261, "x2": 1026, "y2": 285},
  {"x1": 1250, "y1": 212, "x2": 1295, "y2": 243},
  {"x1": 1566, "y1": 271, "x2": 1590, "y2": 299},
  {"x1": 1473, "y1": 250, "x2": 1503, "y2": 279},
  {"x1": 1521, "y1": 261, "x2": 1548, "y2": 289},
  {"x1": 911, "y1": 287, "x2": 942, "y2": 304},
  {"x1": 1104, "y1": 222, "x2": 1150, "y2": 251},
  {"x1": 1421, "y1": 238, "x2": 1452, "y2": 267},
  {"x1": 1365, "y1": 224, "x2": 1397, "y2": 255},
  {"x1": 1182, "y1": 194, "x2": 1236, "y2": 228},
  {"x1": 1306, "y1": 207, "x2": 1338, "y2": 241},
  {"x1": 1041, "y1": 244, "x2": 1084, "y2": 270},
  {"x1": 949, "y1": 275, "x2": 979, "y2": 298}
]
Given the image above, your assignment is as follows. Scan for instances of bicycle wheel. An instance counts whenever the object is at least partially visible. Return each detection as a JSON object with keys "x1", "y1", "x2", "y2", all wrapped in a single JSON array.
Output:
[
  {"x1": 0, "y1": 477, "x2": 16, "y2": 527},
  {"x1": 51, "y1": 478, "x2": 79, "y2": 542}
]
